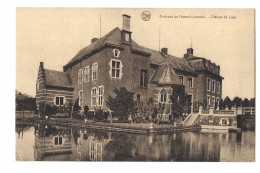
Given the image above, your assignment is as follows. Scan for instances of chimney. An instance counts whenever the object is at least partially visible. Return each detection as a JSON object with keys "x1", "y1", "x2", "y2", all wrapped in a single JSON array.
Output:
[
  {"x1": 91, "y1": 38, "x2": 99, "y2": 43},
  {"x1": 121, "y1": 14, "x2": 132, "y2": 44},
  {"x1": 187, "y1": 48, "x2": 193, "y2": 55},
  {"x1": 122, "y1": 14, "x2": 131, "y2": 31},
  {"x1": 40, "y1": 62, "x2": 44, "y2": 69},
  {"x1": 184, "y1": 48, "x2": 193, "y2": 62},
  {"x1": 161, "y1": 48, "x2": 168, "y2": 55}
]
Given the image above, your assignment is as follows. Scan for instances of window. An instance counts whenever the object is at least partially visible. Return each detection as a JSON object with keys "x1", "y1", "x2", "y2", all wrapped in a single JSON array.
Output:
[
  {"x1": 54, "y1": 136, "x2": 62, "y2": 145},
  {"x1": 212, "y1": 96, "x2": 215, "y2": 107},
  {"x1": 220, "y1": 118, "x2": 228, "y2": 125},
  {"x1": 78, "y1": 69, "x2": 83, "y2": 84},
  {"x1": 216, "y1": 97, "x2": 219, "y2": 107},
  {"x1": 140, "y1": 69, "x2": 148, "y2": 88},
  {"x1": 179, "y1": 76, "x2": 184, "y2": 85},
  {"x1": 160, "y1": 89, "x2": 167, "y2": 103},
  {"x1": 55, "y1": 96, "x2": 64, "y2": 106},
  {"x1": 113, "y1": 49, "x2": 120, "y2": 58},
  {"x1": 207, "y1": 78, "x2": 211, "y2": 91},
  {"x1": 79, "y1": 90, "x2": 83, "y2": 106},
  {"x1": 92, "y1": 63, "x2": 98, "y2": 81},
  {"x1": 125, "y1": 33, "x2": 130, "y2": 42},
  {"x1": 137, "y1": 94, "x2": 140, "y2": 104},
  {"x1": 91, "y1": 88, "x2": 97, "y2": 106},
  {"x1": 98, "y1": 86, "x2": 104, "y2": 106},
  {"x1": 111, "y1": 60, "x2": 121, "y2": 78},
  {"x1": 84, "y1": 66, "x2": 90, "y2": 82},
  {"x1": 207, "y1": 95, "x2": 211, "y2": 107},
  {"x1": 188, "y1": 77, "x2": 193, "y2": 88},
  {"x1": 212, "y1": 80, "x2": 216, "y2": 92},
  {"x1": 90, "y1": 141, "x2": 95, "y2": 160},
  {"x1": 90, "y1": 141, "x2": 102, "y2": 161},
  {"x1": 216, "y1": 82, "x2": 220, "y2": 93},
  {"x1": 77, "y1": 137, "x2": 81, "y2": 153}
]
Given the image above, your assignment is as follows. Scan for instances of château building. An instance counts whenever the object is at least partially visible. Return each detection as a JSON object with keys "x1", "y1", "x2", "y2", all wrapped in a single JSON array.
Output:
[{"x1": 36, "y1": 14, "x2": 223, "y2": 116}]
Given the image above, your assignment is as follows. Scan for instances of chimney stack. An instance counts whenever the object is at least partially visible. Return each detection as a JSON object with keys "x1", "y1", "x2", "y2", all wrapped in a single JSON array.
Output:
[
  {"x1": 40, "y1": 62, "x2": 44, "y2": 69},
  {"x1": 187, "y1": 48, "x2": 193, "y2": 55},
  {"x1": 161, "y1": 48, "x2": 168, "y2": 55},
  {"x1": 91, "y1": 38, "x2": 99, "y2": 43},
  {"x1": 122, "y1": 14, "x2": 131, "y2": 31}
]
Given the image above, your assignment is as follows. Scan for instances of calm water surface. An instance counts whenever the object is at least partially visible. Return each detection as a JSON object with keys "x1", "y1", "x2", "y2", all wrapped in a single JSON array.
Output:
[{"x1": 16, "y1": 124, "x2": 255, "y2": 161}]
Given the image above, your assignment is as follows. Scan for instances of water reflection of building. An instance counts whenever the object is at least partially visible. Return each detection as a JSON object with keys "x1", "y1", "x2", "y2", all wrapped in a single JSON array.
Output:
[
  {"x1": 70, "y1": 128, "x2": 112, "y2": 161},
  {"x1": 34, "y1": 125, "x2": 72, "y2": 161},
  {"x1": 30, "y1": 125, "x2": 252, "y2": 161}
]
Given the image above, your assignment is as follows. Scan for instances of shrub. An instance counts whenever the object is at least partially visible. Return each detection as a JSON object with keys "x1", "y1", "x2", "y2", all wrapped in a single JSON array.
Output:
[
  {"x1": 73, "y1": 97, "x2": 82, "y2": 113},
  {"x1": 94, "y1": 107, "x2": 108, "y2": 121},
  {"x1": 84, "y1": 105, "x2": 89, "y2": 117},
  {"x1": 45, "y1": 104, "x2": 58, "y2": 117}
]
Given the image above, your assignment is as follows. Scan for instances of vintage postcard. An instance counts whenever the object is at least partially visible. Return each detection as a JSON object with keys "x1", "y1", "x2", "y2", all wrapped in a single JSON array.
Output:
[{"x1": 16, "y1": 8, "x2": 255, "y2": 162}]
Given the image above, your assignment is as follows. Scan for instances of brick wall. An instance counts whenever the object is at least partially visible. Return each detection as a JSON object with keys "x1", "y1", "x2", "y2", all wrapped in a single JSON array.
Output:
[
  {"x1": 65, "y1": 45, "x2": 150, "y2": 111},
  {"x1": 36, "y1": 64, "x2": 46, "y2": 108}
]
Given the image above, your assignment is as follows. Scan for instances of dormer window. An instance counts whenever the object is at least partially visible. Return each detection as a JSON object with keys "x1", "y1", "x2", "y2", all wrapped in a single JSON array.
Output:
[
  {"x1": 125, "y1": 33, "x2": 130, "y2": 42},
  {"x1": 113, "y1": 49, "x2": 120, "y2": 58}
]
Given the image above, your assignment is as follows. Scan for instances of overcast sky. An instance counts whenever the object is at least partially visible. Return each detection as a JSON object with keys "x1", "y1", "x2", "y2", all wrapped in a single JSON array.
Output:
[{"x1": 16, "y1": 8, "x2": 254, "y2": 99}]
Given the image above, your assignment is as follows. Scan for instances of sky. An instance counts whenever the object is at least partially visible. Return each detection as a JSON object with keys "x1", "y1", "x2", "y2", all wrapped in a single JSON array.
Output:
[{"x1": 16, "y1": 8, "x2": 255, "y2": 99}]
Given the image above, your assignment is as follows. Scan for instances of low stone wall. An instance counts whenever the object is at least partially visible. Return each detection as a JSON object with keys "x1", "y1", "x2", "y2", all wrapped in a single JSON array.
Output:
[
  {"x1": 199, "y1": 114, "x2": 236, "y2": 127},
  {"x1": 16, "y1": 117, "x2": 201, "y2": 134},
  {"x1": 15, "y1": 111, "x2": 36, "y2": 118}
]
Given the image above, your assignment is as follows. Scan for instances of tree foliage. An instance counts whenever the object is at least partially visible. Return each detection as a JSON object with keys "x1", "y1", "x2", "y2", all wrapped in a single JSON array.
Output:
[
  {"x1": 218, "y1": 96, "x2": 255, "y2": 110},
  {"x1": 223, "y1": 96, "x2": 232, "y2": 110},
  {"x1": 232, "y1": 97, "x2": 243, "y2": 108},
  {"x1": 170, "y1": 85, "x2": 190, "y2": 118},
  {"x1": 94, "y1": 107, "x2": 109, "y2": 121},
  {"x1": 106, "y1": 87, "x2": 136, "y2": 120},
  {"x1": 16, "y1": 92, "x2": 36, "y2": 112},
  {"x1": 242, "y1": 98, "x2": 250, "y2": 107},
  {"x1": 249, "y1": 98, "x2": 255, "y2": 107},
  {"x1": 73, "y1": 97, "x2": 81, "y2": 113}
]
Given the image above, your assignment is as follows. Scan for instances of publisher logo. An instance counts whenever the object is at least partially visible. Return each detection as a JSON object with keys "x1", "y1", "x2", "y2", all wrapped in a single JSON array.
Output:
[{"x1": 141, "y1": 11, "x2": 151, "y2": 21}]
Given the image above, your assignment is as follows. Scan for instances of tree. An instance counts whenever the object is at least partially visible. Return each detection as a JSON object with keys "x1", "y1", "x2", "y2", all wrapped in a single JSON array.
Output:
[
  {"x1": 224, "y1": 96, "x2": 232, "y2": 110},
  {"x1": 84, "y1": 105, "x2": 89, "y2": 118},
  {"x1": 106, "y1": 87, "x2": 136, "y2": 121},
  {"x1": 242, "y1": 98, "x2": 250, "y2": 107},
  {"x1": 16, "y1": 91, "x2": 37, "y2": 112},
  {"x1": 219, "y1": 98, "x2": 225, "y2": 110},
  {"x1": 232, "y1": 97, "x2": 243, "y2": 108},
  {"x1": 170, "y1": 85, "x2": 188, "y2": 118},
  {"x1": 249, "y1": 98, "x2": 255, "y2": 107},
  {"x1": 73, "y1": 97, "x2": 81, "y2": 113}
]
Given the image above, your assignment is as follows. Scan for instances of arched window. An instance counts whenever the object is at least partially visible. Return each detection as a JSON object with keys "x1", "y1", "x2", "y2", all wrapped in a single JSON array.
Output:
[{"x1": 160, "y1": 89, "x2": 167, "y2": 103}]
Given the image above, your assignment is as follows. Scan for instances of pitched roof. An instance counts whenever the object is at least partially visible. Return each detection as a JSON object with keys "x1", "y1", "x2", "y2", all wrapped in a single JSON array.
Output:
[
  {"x1": 188, "y1": 58, "x2": 206, "y2": 70},
  {"x1": 65, "y1": 27, "x2": 150, "y2": 67},
  {"x1": 142, "y1": 47, "x2": 196, "y2": 73},
  {"x1": 150, "y1": 62, "x2": 181, "y2": 85},
  {"x1": 64, "y1": 27, "x2": 196, "y2": 75},
  {"x1": 44, "y1": 69, "x2": 73, "y2": 88}
]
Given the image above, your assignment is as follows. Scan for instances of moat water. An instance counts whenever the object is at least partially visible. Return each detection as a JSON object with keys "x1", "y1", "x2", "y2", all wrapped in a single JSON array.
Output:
[{"x1": 16, "y1": 124, "x2": 255, "y2": 161}]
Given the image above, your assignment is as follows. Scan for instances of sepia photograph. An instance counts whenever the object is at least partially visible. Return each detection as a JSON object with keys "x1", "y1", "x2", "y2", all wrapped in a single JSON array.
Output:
[{"x1": 15, "y1": 8, "x2": 255, "y2": 162}]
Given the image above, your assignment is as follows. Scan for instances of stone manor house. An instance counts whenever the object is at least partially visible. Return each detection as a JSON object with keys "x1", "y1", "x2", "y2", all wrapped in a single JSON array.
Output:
[{"x1": 36, "y1": 14, "x2": 223, "y2": 115}]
